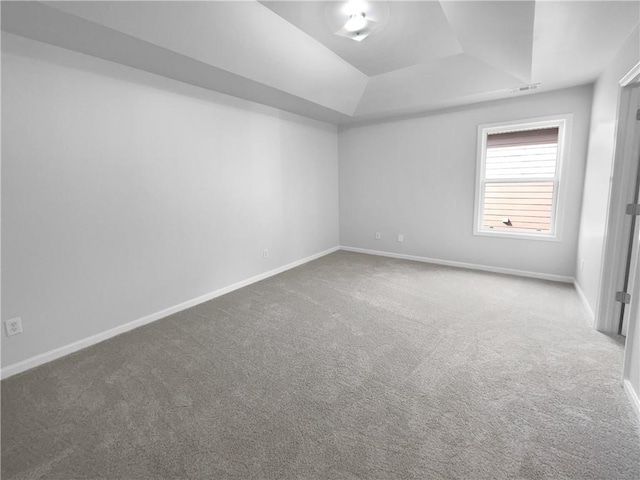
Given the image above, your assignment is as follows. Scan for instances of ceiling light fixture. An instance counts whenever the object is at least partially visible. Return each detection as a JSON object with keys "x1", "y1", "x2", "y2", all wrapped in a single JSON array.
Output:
[
  {"x1": 327, "y1": 1, "x2": 388, "y2": 43},
  {"x1": 344, "y1": 12, "x2": 367, "y2": 33},
  {"x1": 335, "y1": 11, "x2": 377, "y2": 41}
]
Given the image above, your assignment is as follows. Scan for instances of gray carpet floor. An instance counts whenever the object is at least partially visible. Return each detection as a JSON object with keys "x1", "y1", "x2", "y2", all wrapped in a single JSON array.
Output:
[{"x1": 2, "y1": 251, "x2": 640, "y2": 479}]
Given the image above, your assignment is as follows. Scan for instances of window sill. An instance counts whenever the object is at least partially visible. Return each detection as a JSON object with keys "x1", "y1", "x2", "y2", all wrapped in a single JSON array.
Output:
[{"x1": 473, "y1": 229, "x2": 561, "y2": 242}]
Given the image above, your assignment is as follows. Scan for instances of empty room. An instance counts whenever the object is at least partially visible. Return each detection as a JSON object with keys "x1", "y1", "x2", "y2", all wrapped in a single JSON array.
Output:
[{"x1": 2, "y1": 1, "x2": 640, "y2": 478}]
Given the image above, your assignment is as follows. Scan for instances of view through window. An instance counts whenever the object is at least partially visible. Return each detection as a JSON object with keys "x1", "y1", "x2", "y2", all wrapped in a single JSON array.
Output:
[{"x1": 475, "y1": 118, "x2": 567, "y2": 239}]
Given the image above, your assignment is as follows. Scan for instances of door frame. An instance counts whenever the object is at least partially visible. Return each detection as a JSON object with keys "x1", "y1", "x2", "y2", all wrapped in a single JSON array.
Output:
[{"x1": 595, "y1": 62, "x2": 640, "y2": 334}]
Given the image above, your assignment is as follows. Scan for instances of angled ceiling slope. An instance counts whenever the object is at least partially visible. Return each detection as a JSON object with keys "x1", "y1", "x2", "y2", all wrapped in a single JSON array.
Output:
[
  {"x1": 2, "y1": 1, "x2": 639, "y2": 124},
  {"x1": 1, "y1": 1, "x2": 365, "y2": 124}
]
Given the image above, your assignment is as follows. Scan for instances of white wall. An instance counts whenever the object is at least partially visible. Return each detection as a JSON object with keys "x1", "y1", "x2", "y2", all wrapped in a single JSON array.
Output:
[
  {"x1": 339, "y1": 86, "x2": 593, "y2": 279},
  {"x1": 575, "y1": 27, "x2": 640, "y2": 318},
  {"x1": 1, "y1": 33, "x2": 339, "y2": 369}
]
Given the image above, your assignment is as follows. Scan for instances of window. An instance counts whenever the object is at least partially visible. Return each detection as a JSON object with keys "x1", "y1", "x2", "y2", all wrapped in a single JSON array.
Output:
[{"x1": 474, "y1": 116, "x2": 570, "y2": 241}]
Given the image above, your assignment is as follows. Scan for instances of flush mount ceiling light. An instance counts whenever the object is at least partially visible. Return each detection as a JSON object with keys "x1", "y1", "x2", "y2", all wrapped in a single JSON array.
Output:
[
  {"x1": 329, "y1": 1, "x2": 387, "y2": 42},
  {"x1": 344, "y1": 12, "x2": 367, "y2": 33},
  {"x1": 335, "y1": 11, "x2": 377, "y2": 42}
]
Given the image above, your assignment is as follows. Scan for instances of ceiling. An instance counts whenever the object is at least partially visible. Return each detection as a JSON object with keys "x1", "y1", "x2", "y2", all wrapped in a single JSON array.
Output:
[{"x1": 2, "y1": 1, "x2": 639, "y2": 124}]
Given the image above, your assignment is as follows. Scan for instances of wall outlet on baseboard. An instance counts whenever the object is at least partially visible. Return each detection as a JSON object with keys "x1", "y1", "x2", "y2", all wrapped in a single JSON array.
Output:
[
  {"x1": 397, "y1": 234, "x2": 404, "y2": 242},
  {"x1": 375, "y1": 232, "x2": 381, "y2": 240},
  {"x1": 4, "y1": 318, "x2": 23, "y2": 337},
  {"x1": 263, "y1": 249, "x2": 269, "y2": 258}
]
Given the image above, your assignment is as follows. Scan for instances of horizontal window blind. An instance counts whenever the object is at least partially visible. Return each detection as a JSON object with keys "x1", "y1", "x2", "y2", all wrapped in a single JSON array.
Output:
[
  {"x1": 486, "y1": 127, "x2": 559, "y2": 147},
  {"x1": 481, "y1": 127, "x2": 559, "y2": 233}
]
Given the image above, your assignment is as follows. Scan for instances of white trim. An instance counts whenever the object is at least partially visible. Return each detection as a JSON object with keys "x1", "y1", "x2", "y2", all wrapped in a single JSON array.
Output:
[
  {"x1": 473, "y1": 229, "x2": 561, "y2": 242},
  {"x1": 623, "y1": 379, "x2": 640, "y2": 422},
  {"x1": 619, "y1": 62, "x2": 640, "y2": 87},
  {"x1": 339, "y1": 246, "x2": 573, "y2": 283},
  {"x1": 473, "y1": 114, "x2": 572, "y2": 242},
  {"x1": 0, "y1": 246, "x2": 339, "y2": 380},
  {"x1": 573, "y1": 280, "x2": 595, "y2": 326},
  {"x1": 596, "y1": 83, "x2": 640, "y2": 333}
]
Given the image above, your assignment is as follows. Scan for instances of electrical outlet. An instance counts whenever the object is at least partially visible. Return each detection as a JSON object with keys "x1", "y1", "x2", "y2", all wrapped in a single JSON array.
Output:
[
  {"x1": 375, "y1": 232, "x2": 381, "y2": 240},
  {"x1": 4, "y1": 317, "x2": 23, "y2": 337},
  {"x1": 263, "y1": 249, "x2": 269, "y2": 258},
  {"x1": 581, "y1": 259, "x2": 585, "y2": 272},
  {"x1": 397, "y1": 234, "x2": 404, "y2": 242}
]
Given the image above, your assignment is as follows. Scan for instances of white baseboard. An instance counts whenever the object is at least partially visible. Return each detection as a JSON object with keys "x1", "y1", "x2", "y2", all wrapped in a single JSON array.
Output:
[
  {"x1": 1, "y1": 246, "x2": 339, "y2": 380},
  {"x1": 573, "y1": 279, "x2": 595, "y2": 325},
  {"x1": 623, "y1": 379, "x2": 640, "y2": 422},
  {"x1": 339, "y1": 246, "x2": 574, "y2": 283}
]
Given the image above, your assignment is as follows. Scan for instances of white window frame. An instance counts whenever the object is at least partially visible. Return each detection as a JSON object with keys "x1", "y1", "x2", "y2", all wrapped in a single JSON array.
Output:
[{"x1": 473, "y1": 114, "x2": 572, "y2": 242}]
